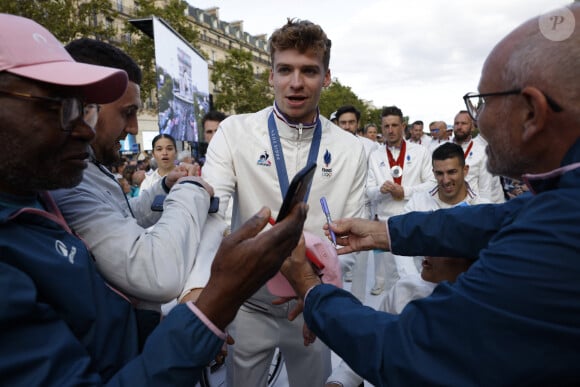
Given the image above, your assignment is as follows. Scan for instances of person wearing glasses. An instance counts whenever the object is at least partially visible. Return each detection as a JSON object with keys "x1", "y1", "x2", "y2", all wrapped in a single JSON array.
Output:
[
  {"x1": 427, "y1": 120, "x2": 451, "y2": 153},
  {"x1": 51, "y1": 38, "x2": 223, "y2": 347},
  {"x1": 452, "y1": 110, "x2": 505, "y2": 203},
  {"x1": 0, "y1": 14, "x2": 310, "y2": 385},
  {"x1": 279, "y1": 4, "x2": 580, "y2": 385}
]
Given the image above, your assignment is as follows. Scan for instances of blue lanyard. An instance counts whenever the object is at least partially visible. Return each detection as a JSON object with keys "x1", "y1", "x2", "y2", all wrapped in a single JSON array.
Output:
[{"x1": 267, "y1": 111, "x2": 322, "y2": 200}]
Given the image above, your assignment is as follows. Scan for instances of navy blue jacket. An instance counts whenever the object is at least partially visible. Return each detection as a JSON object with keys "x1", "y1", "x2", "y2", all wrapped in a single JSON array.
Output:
[
  {"x1": 304, "y1": 138, "x2": 580, "y2": 386},
  {"x1": 0, "y1": 193, "x2": 223, "y2": 385}
]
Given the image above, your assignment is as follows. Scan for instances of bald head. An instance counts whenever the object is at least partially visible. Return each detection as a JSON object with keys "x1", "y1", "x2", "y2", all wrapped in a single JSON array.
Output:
[
  {"x1": 475, "y1": 4, "x2": 580, "y2": 179},
  {"x1": 486, "y1": 4, "x2": 580, "y2": 116}
]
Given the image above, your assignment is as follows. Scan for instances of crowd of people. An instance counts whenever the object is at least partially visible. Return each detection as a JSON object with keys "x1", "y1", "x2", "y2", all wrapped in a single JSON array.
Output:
[{"x1": 1, "y1": 3, "x2": 579, "y2": 386}]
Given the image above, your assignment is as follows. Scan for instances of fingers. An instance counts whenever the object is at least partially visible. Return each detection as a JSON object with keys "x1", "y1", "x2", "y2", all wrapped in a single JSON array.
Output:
[
  {"x1": 176, "y1": 162, "x2": 200, "y2": 177},
  {"x1": 272, "y1": 296, "x2": 296, "y2": 306},
  {"x1": 228, "y1": 207, "x2": 271, "y2": 243},
  {"x1": 288, "y1": 299, "x2": 305, "y2": 321},
  {"x1": 302, "y1": 323, "x2": 317, "y2": 346},
  {"x1": 255, "y1": 203, "x2": 307, "y2": 254}
]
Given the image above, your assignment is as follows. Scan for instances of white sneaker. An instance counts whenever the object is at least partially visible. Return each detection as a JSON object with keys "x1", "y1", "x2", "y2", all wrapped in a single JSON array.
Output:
[{"x1": 370, "y1": 285, "x2": 384, "y2": 295}]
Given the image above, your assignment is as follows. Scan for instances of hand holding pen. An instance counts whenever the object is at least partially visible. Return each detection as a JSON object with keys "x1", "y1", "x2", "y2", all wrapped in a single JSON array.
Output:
[{"x1": 320, "y1": 197, "x2": 337, "y2": 247}]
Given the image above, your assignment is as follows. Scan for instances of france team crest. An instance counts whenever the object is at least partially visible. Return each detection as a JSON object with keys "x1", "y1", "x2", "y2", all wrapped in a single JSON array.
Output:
[{"x1": 321, "y1": 149, "x2": 332, "y2": 177}]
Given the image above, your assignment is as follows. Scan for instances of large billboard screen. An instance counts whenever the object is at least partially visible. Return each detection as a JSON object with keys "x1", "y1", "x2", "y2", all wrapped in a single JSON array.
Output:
[{"x1": 153, "y1": 17, "x2": 209, "y2": 142}]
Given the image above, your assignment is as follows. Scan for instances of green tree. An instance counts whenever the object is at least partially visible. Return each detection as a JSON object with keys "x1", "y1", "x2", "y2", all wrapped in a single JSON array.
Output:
[
  {"x1": 319, "y1": 79, "x2": 362, "y2": 118},
  {"x1": 0, "y1": 0, "x2": 117, "y2": 43},
  {"x1": 122, "y1": 0, "x2": 200, "y2": 108},
  {"x1": 365, "y1": 107, "x2": 384, "y2": 128},
  {"x1": 320, "y1": 78, "x2": 383, "y2": 128},
  {"x1": 211, "y1": 48, "x2": 272, "y2": 114}
]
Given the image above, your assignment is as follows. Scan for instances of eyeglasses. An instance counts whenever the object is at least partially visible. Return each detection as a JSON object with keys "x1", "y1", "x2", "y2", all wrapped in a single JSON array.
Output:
[
  {"x1": 0, "y1": 90, "x2": 99, "y2": 131},
  {"x1": 463, "y1": 89, "x2": 563, "y2": 121}
]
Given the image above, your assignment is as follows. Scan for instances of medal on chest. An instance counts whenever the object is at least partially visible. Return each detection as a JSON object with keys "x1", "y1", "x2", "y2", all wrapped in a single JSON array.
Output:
[{"x1": 390, "y1": 165, "x2": 403, "y2": 178}]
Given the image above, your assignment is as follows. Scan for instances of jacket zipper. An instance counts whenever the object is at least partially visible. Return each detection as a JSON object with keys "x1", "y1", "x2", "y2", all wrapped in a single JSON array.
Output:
[{"x1": 297, "y1": 123, "x2": 303, "y2": 174}]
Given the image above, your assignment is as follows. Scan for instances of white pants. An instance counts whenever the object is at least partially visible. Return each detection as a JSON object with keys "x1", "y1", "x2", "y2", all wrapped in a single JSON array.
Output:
[
  {"x1": 226, "y1": 302, "x2": 331, "y2": 386},
  {"x1": 349, "y1": 250, "x2": 368, "y2": 303}
]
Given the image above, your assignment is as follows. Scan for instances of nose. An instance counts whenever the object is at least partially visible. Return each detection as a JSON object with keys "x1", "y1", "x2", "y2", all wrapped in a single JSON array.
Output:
[
  {"x1": 289, "y1": 70, "x2": 303, "y2": 89},
  {"x1": 442, "y1": 173, "x2": 452, "y2": 185},
  {"x1": 125, "y1": 114, "x2": 138, "y2": 135},
  {"x1": 69, "y1": 119, "x2": 96, "y2": 141}
]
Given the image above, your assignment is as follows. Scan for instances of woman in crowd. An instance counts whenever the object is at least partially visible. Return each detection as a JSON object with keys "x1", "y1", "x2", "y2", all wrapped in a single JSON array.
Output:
[{"x1": 139, "y1": 134, "x2": 177, "y2": 195}]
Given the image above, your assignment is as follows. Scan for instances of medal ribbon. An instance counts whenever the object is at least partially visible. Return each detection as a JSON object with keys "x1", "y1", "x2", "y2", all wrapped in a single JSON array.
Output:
[
  {"x1": 386, "y1": 140, "x2": 406, "y2": 185},
  {"x1": 463, "y1": 140, "x2": 474, "y2": 159},
  {"x1": 267, "y1": 107, "x2": 322, "y2": 200}
]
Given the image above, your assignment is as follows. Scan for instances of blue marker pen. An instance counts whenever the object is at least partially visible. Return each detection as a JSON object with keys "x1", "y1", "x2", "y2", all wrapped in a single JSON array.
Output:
[{"x1": 320, "y1": 197, "x2": 337, "y2": 246}]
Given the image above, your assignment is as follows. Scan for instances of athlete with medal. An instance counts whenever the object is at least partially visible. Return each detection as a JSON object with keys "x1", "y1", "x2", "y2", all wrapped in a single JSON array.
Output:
[{"x1": 366, "y1": 106, "x2": 434, "y2": 295}]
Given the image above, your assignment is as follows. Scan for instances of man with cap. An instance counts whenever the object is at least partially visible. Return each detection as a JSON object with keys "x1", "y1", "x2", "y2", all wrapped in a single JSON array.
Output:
[{"x1": 0, "y1": 13, "x2": 308, "y2": 385}]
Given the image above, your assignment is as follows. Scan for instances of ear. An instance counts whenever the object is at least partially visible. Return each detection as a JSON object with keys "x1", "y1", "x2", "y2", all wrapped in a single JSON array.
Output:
[
  {"x1": 322, "y1": 69, "x2": 331, "y2": 88},
  {"x1": 463, "y1": 164, "x2": 470, "y2": 177},
  {"x1": 520, "y1": 86, "x2": 549, "y2": 143},
  {"x1": 269, "y1": 68, "x2": 274, "y2": 87}
]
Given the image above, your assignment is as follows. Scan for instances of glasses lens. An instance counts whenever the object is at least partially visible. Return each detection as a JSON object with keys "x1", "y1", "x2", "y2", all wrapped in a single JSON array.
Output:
[
  {"x1": 83, "y1": 104, "x2": 99, "y2": 129},
  {"x1": 61, "y1": 98, "x2": 82, "y2": 130},
  {"x1": 464, "y1": 93, "x2": 481, "y2": 120}
]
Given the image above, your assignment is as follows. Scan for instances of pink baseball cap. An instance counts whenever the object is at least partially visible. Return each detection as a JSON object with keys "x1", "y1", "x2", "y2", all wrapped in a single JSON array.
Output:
[
  {"x1": 0, "y1": 14, "x2": 128, "y2": 104},
  {"x1": 267, "y1": 231, "x2": 343, "y2": 298}
]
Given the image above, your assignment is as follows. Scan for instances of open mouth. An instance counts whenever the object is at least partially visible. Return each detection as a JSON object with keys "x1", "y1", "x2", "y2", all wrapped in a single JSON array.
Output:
[{"x1": 287, "y1": 96, "x2": 307, "y2": 104}]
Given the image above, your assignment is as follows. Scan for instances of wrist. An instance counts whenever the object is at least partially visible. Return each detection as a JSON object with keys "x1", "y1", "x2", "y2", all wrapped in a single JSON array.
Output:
[
  {"x1": 195, "y1": 284, "x2": 241, "y2": 331},
  {"x1": 295, "y1": 276, "x2": 322, "y2": 300}
]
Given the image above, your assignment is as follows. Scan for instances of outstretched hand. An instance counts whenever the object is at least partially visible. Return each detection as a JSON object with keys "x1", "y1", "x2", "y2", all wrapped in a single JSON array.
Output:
[
  {"x1": 322, "y1": 217, "x2": 390, "y2": 255},
  {"x1": 195, "y1": 203, "x2": 308, "y2": 330}
]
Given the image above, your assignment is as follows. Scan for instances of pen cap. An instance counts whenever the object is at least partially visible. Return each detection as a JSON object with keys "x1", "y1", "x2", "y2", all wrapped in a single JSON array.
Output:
[{"x1": 267, "y1": 231, "x2": 342, "y2": 297}]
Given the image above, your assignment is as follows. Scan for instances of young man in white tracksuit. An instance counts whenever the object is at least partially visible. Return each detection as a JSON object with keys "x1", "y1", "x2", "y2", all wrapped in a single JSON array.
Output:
[{"x1": 202, "y1": 19, "x2": 367, "y2": 386}]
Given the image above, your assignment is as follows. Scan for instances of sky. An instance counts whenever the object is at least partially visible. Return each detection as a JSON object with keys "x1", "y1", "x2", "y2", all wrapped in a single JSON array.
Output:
[{"x1": 186, "y1": 0, "x2": 570, "y2": 125}]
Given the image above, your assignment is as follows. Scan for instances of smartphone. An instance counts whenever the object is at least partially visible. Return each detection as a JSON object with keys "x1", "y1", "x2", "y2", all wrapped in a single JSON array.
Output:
[
  {"x1": 151, "y1": 194, "x2": 220, "y2": 213},
  {"x1": 208, "y1": 196, "x2": 220, "y2": 213},
  {"x1": 275, "y1": 163, "x2": 317, "y2": 223}
]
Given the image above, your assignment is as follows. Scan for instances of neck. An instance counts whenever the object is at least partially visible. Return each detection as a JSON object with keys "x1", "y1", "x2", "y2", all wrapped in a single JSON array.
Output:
[
  {"x1": 158, "y1": 165, "x2": 174, "y2": 176},
  {"x1": 273, "y1": 102, "x2": 319, "y2": 129},
  {"x1": 438, "y1": 185, "x2": 468, "y2": 205},
  {"x1": 387, "y1": 139, "x2": 403, "y2": 148}
]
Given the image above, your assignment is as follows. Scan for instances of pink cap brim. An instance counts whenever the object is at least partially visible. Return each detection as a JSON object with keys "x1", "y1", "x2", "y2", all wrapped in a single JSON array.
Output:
[
  {"x1": 8, "y1": 61, "x2": 128, "y2": 104},
  {"x1": 267, "y1": 231, "x2": 343, "y2": 298}
]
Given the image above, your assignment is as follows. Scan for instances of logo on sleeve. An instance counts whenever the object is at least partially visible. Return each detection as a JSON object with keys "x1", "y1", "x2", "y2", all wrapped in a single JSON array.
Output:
[{"x1": 55, "y1": 240, "x2": 77, "y2": 264}]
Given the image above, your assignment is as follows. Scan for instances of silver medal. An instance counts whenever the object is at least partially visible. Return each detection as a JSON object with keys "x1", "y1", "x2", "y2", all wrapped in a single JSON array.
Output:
[{"x1": 391, "y1": 165, "x2": 402, "y2": 178}]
